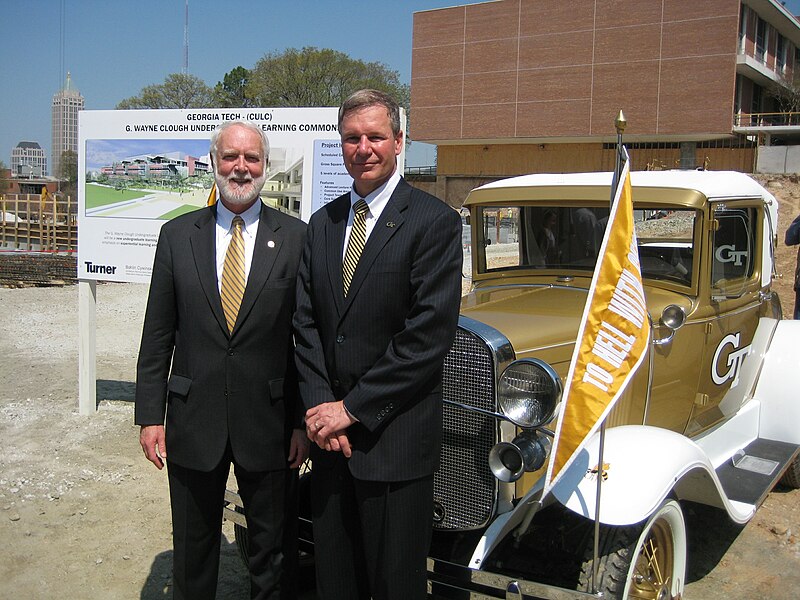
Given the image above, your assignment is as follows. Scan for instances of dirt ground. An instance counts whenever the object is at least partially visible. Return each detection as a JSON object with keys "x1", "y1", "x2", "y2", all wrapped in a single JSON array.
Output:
[{"x1": 1, "y1": 175, "x2": 799, "y2": 599}]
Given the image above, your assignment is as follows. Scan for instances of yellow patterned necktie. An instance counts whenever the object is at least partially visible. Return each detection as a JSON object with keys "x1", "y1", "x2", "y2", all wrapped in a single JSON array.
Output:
[
  {"x1": 342, "y1": 199, "x2": 369, "y2": 296},
  {"x1": 221, "y1": 216, "x2": 245, "y2": 333}
]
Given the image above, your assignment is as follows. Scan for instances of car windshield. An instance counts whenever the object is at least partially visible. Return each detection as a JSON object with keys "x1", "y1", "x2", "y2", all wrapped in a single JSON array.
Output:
[{"x1": 476, "y1": 205, "x2": 696, "y2": 286}]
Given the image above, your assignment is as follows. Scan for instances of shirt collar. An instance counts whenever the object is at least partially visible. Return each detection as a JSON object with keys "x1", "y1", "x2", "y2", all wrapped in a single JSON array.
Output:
[
  {"x1": 216, "y1": 199, "x2": 261, "y2": 234},
  {"x1": 349, "y1": 169, "x2": 401, "y2": 214}
]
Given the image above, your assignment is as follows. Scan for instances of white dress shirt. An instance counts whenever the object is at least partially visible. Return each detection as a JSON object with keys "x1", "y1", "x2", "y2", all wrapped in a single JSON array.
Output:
[{"x1": 215, "y1": 200, "x2": 261, "y2": 293}]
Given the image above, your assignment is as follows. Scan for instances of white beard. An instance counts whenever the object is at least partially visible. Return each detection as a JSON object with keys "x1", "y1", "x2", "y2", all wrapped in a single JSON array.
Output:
[{"x1": 215, "y1": 171, "x2": 266, "y2": 207}]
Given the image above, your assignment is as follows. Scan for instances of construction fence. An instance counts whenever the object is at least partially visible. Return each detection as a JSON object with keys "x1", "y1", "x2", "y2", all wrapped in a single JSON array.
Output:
[{"x1": 1, "y1": 193, "x2": 78, "y2": 287}]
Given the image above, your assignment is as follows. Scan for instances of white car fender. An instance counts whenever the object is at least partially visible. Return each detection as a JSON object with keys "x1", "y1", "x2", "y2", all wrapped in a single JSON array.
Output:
[
  {"x1": 755, "y1": 319, "x2": 800, "y2": 445},
  {"x1": 550, "y1": 425, "x2": 752, "y2": 525}
]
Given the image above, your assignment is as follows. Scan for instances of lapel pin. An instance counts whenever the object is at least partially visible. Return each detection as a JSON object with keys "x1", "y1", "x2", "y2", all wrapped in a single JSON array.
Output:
[
  {"x1": 267, "y1": 240, "x2": 275, "y2": 248},
  {"x1": 386, "y1": 222, "x2": 396, "y2": 228}
]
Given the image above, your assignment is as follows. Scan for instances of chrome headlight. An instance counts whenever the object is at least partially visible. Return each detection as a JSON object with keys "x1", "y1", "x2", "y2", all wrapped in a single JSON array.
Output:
[{"x1": 497, "y1": 358, "x2": 562, "y2": 428}]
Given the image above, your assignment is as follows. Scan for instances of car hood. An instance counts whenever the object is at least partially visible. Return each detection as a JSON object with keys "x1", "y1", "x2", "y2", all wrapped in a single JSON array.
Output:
[{"x1": 460, "y1": 284, "x2": 588, "y2": 366}]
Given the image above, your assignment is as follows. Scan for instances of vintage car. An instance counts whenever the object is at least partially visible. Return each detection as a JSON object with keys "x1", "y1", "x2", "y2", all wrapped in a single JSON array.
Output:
[
  {"x1": 425, "y1": 169, "x2": 800, "y2": 600},
  {"x1": 226, "y1": 170, "x2": 800, "y2": 600}
]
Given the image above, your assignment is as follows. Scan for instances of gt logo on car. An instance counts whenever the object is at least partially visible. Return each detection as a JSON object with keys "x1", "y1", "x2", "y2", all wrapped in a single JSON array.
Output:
[
  {"x1": 712, "y1": 332, "x2": 751, "y2": 388},
  {"x1": 715, "y1": 244, "x2": 748, "y2": 266}
]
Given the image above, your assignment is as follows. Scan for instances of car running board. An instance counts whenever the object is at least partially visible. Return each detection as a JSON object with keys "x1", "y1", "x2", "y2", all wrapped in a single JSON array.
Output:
[{"x1": 715, "y1": 437, "x2": 799, "y2": 507}]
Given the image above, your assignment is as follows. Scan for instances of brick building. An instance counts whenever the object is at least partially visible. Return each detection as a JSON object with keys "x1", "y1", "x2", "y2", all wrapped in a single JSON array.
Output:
[{"x1": 411, "y1": 0, "x2": 800, "y2": 202}]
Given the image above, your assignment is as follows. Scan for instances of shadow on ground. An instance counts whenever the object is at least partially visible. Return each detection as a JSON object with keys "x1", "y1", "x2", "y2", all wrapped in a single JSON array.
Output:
[
  {"x1": 684, "y1": 500, "x2": 746, "y2": 583},
  {"x1": 140, "y1": 538, "x2": 251, "y2": 600},
  {"x1": 97, "y1": 379, "x2": 136, "y2": 404}
]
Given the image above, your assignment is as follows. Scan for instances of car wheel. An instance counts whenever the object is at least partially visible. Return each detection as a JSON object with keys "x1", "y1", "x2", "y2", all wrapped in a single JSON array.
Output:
[
  {"x1": 578, "y1": 499, "x2": 686, "y2": 600},
  {"x1": 780, "y1": 454, "x2": 800, "y2": 489}
]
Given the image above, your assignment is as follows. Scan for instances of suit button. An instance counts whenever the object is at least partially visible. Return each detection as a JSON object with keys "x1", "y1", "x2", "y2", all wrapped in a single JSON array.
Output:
[
  {"x1": 336, "y1": 335, "x2": 345, "y2": 343},
  {"x1": 333, "y1": 379, "x2": 341, "y2": 387},
  {"x1": 227, "y1": 348, "x2": 235, "y2": 356}
]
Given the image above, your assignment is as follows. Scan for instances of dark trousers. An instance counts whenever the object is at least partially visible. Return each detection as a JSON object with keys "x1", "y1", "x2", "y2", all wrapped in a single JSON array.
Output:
[
  {"x1": 167, "y1": 446, "x2": 298, "y2": 600},
  {"x1": 311, "y1": 455, "x2": 434, "y2": 600}
]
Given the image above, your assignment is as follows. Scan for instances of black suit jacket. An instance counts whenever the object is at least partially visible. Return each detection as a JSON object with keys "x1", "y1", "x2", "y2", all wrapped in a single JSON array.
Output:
[
  {"x1": 135, "y1": 203, "x2": 306, "y2": 472},
  {"x1": 293, "y1": 178, "x2": 462, "y2": 481}
]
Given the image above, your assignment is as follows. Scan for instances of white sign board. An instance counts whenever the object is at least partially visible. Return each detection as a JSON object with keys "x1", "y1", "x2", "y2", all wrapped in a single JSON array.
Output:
[{"x1": 77, "y1": 107, "x2": 404, "y2": 284}]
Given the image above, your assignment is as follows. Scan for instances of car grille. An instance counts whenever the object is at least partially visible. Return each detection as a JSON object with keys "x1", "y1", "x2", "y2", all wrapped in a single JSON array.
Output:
[{"x1": 435, "y1": 326, "x2": 498, "y2": 530}]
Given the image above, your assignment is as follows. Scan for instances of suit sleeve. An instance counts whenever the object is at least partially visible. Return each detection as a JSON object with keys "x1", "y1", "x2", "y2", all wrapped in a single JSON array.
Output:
[
  {"x1": 134, "y1": 228, "x2": 177, "y2": 425},
  {"x1": 293, "y1": 219, "x2": 337, "y2": 411},
  {"x1": 344, "y1": 205, "x2": 462, "y2": 431}
]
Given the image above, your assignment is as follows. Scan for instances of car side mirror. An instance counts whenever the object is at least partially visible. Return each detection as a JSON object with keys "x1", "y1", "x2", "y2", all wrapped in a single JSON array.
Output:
[{"x1": 652, "y1": 304, "x2": 686, "y2": 346}]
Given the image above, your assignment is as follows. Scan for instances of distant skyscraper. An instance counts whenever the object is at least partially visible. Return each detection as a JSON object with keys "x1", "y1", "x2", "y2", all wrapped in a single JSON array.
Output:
[
  {"x1": 51, "y1": 72, "x2": 84, "y2": 178},
  {"x1": 11, "y1": 141, "x2": 48, "y2": 177}
]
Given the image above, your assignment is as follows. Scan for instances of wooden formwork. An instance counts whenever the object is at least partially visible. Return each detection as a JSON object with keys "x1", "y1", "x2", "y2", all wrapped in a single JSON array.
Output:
[{"x1": 0, "y1": 194, "x2": 77, "y2": 252}]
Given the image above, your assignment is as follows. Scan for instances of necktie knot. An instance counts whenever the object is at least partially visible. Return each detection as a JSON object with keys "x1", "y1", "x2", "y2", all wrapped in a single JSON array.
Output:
[{"x1": 353, "y1": 199, "x2": 369, "y2": 218}]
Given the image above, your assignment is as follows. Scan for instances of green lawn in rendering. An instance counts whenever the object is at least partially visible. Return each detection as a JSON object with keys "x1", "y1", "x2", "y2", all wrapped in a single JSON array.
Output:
[
  {"x1": 158, "y1": 205, "x2": 202, "y2": 220},
  {"x1": 85, "y1": 183, "x2": 149, "y2": 209}
]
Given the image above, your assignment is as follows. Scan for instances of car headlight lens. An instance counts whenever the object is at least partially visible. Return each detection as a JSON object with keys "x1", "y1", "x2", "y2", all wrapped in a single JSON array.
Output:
[{"x1": 497, "y1": 359, "x2": 562, "y2": 428}]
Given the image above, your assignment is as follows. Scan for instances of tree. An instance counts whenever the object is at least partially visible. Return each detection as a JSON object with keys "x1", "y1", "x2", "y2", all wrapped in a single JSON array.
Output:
[
  {"x1": 116, "y1": 73, "x2": 213, "y2": 109},
  {"x1": 212, "y1": 66, "x2": 253, "y2": 108},
  {"x1": 768, "y1": 76, "x2": 800, "y2": 124},
  {"x1": 59, "y1": 150, "x2": 78, "y2": 198},
  {"x1": 247, "y1": 47, "x2": 409, "y2": 109}
]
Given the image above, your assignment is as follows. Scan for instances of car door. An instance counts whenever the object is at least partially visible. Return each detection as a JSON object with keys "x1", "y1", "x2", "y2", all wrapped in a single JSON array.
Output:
[{"x1": 685, "y1": 201, "x2": 764, "y2": 436}]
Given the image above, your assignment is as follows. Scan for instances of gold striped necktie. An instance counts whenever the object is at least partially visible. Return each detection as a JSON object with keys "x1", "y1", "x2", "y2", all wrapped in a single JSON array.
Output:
[
  {"x1": 343, "y1": 199, "x2": 369, "y2": 296},
  {"x1": 221, "y1": 215, "x2": 245, "y2": 333}
]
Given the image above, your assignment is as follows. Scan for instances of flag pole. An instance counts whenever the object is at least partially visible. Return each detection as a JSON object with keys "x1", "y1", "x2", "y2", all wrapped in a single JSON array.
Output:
[
  {"x1": 611, "y1": 110, "x2": 627, "y2": 203},
  {"x1": 591, "y1": 110, "x2": 628, "y2": 594}
]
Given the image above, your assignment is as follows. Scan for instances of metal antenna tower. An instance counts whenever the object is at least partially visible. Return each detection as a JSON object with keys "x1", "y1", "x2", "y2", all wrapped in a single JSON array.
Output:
[
  {"x1": 59, "y1": 0, "x2": 66, "y2": 86},
  {"x1": 183, "y1": 0, "x2": 189, "y2": 74}
]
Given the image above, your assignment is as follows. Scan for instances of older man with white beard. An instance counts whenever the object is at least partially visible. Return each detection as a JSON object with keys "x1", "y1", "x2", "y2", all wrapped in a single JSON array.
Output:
[{"x1": 135, "y1": 121, "x2": 308, "y2": 600}]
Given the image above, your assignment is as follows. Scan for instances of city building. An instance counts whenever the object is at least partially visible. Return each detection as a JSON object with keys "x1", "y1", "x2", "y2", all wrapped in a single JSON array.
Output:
[
  {"x1": 0, "y1": 166, "x2": 58, "y2": 196},
  {"x1": 411, "y1": 0, "x2": 800, "y2": 201},
  {"x1": 11, "y1": 141, "x2": 47, "y2": 178},
  {"x1": 51, "y1": 72, "x2": 84, "y2": 178}
]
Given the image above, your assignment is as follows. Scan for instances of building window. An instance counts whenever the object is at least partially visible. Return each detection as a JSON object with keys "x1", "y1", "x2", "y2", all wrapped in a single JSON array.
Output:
[
  {"x1": 777, "y1": 34, "x2": 787, "y2": 74},
  {"x1": 752, "y1": 84, "x2": 763, "y2": 116},
  {"x1": 739, "y1": 4, "x2": 747, "y2": 55},
  {"x1": 755, "y1": 17, "x2": 768, "y2": 63}
]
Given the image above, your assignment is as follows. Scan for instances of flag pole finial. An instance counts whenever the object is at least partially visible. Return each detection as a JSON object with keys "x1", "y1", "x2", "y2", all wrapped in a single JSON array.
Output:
[
  {"x1": 612, "y1": 111, "x2": 628, "y2": 203},
  {"x1": 615, "y1": 110, "x2": 627, "y2": 135}
]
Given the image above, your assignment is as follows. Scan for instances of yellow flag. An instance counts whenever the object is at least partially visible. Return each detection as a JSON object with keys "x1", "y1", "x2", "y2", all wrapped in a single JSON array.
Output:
[
  {"x1": 41, "y1": 186, "x2": 49, "y2": 202},
  {"x1": 543, "y1": 159, "x2": 650, "y2": 498},
  {"x1": 206, "y1": 182, "x2": 217, "y2": 206}
]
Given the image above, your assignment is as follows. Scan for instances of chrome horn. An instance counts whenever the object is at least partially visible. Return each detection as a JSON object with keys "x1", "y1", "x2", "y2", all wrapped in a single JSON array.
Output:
[{"x1": 488, "y1": 431, "x2": 552, "y2": 483}]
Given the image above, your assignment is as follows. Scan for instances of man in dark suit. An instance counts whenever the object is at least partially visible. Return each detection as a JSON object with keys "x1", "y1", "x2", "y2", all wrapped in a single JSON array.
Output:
[
  {"x1": 135, "y1": 121, "x2": 308, "y2": 600},
  {"x1": 294, "y1": 89, "x2": 462, "y2": 599},
  {"x1": 787, "y1": 213, "x2": 800, "y2": 319}
]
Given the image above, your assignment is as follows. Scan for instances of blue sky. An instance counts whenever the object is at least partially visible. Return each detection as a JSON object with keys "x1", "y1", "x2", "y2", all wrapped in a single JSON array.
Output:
[
  {"x1": 2, "y1": 0, "x2": 800, "y2": 170},
  {"x1": 0, "y1": 0, "x2": 488, "y2": 170}
]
